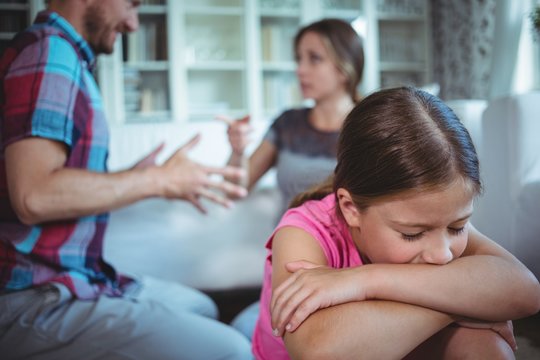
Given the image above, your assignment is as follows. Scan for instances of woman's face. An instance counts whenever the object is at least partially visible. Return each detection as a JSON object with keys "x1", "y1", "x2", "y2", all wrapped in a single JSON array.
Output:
[
  {"x1": 343, "y1": 180, "x2": 474, "y2": 265},
  {"x1": 295, "y1": 32, "x2": 348, "y2": 102}
]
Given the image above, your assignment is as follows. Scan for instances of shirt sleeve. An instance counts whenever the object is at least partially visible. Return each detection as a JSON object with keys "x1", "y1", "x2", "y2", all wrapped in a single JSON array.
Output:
[
  {"x1": 263, "y1": 110, "x2": 290, "y2": 148},
  {"x1": 2, "y1": 34, "x2": 81, "y2": 149}
]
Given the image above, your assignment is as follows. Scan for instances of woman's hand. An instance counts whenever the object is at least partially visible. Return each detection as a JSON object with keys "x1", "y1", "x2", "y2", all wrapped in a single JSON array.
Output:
[
  {"x1": 271, "y1": 260, "x2": 368, "y2": 337},
  {"x1": 455, "y1": 319, "x2": 517, "y2": 351},
  {"x1": 216, "y1": 115, "x2": 253, "y2": 156}
]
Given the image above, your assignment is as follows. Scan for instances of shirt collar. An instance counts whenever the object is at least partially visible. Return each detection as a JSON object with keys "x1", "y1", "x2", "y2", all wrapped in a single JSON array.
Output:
[{"x1": 35, "y1": 10, "x2": 97, "y2": 71}]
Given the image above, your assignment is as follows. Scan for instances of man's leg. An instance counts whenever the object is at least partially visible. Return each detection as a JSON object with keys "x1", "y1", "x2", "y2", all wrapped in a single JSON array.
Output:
[{"x1": 0, "y1": 282, "x2": 252, "y2": 360}]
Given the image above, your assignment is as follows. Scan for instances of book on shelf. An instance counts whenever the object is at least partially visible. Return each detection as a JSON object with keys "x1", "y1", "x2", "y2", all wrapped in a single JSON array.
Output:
[
  {"x1": 126, "y1": 21, "x2": 159, "y2": 62},
  {"x1": 261, "y1": 24, "x2": 282, "y2": 62}
]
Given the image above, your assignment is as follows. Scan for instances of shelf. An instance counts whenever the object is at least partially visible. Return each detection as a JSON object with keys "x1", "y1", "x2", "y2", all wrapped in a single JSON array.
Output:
[
  {"x1": 259, "y1": 9, "x2": 301, "y2": 18},
  {"x1": 185, "y1": 5, "x2": 244, "y2": 15},
  {"x1": 187, "y1": 61, "x2": 246, "y2": 71},
  {"x1": 96, "y1": 0, "x2": 431, "y2": 124},
  {"x1": 124, "y1": 61, "x2": 169, "y2": 71},
  {"x1": 0, "y1": 32, "x2": 16, "y2": 40},
  {"x1": 262, "y1": 61, "x2": 296, "y2": 72},
  {"x1": 0, "y1": 3, "x2": 27, "y2": 11},
  {"x1": 139, "y1": 4, "x2": 167, "y2": 14}
]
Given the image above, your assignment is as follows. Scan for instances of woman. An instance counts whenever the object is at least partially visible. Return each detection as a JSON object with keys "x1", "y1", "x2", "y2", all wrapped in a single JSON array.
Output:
[{"x1": 220, "y1": 18, "x2": 364, "y2": 215}]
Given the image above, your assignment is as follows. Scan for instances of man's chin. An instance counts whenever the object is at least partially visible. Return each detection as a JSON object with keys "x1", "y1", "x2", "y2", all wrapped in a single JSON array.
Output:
[{"x1": 91, "y1": 44, "x2": 114, "y2": 56}]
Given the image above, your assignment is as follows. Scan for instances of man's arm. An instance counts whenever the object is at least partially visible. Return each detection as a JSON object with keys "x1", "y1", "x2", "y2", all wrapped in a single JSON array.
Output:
[{"x1": 6, "y1": 135, "x2": 247, "y2": 224}]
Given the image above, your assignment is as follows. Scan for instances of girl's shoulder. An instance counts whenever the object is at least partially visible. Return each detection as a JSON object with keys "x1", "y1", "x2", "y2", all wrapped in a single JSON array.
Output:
[{"x1": 274, "y1": 194, "x2": 360, "y2": 267}]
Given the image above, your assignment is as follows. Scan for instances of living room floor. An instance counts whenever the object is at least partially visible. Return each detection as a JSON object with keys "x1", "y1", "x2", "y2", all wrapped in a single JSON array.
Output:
[{"x1": 207, "y1": 287, "x2": 540, "y2": 359}]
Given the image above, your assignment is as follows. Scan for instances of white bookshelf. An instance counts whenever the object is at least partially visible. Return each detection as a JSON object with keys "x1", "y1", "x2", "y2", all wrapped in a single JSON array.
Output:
[
  {"x1": 0, "y1": 0, "x2": 43, "y2": 56},
  {"x1": 97, "y1": 0, "x2": 432, "y2": 125},
  {"x1": 373, "y1": 0, "x2": 432, "y2": 89}
]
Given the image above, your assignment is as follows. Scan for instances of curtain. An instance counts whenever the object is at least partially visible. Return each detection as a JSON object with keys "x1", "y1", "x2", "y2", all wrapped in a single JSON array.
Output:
[{"x1": 488, "y1": 0, "x2": 538, "y2": 99}]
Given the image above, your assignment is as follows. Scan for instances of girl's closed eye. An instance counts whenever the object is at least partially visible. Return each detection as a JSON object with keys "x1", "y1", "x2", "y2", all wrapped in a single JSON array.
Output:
[
  {"x1": 448, "y1": 226, "x2": 466, "y2": 235},
  {"x1": 401, "y1": 231, "x2": 425, "y2": 241}
]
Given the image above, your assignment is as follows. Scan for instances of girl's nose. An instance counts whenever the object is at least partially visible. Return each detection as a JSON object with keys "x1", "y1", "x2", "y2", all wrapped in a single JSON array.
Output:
[{"x1": 422, "y1": 237, "x2": 453, "y2": 265}]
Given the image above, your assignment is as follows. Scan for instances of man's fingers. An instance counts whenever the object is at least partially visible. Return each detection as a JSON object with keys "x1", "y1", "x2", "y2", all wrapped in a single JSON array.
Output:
[
  {"x1": 197, "y1": 188, "x2": 234, "y2": 209},
  {"x1": 187, "y1": 195, "x2": 207, "y2": 214},
  {"x1": 178, "y1": 134, "x2": 201, "y2": 153},
  {"x1": 205, "y1": 177, "x2": 247, "y2": 199},
  {"x1": 205, "y1": 165, "x2": 247, "y2": 184},
  {"x1": 150, "y1": 142, "x2": 165, "y2": 156}
]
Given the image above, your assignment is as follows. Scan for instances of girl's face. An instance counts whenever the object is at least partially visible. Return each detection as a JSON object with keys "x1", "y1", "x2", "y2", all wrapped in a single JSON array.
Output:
[
  {"x1": 295, "y1": 32, "x2": 348, "y2": 102},
  {"x1": 339, "y1": 180, "x2": 474, "y2": 265}
]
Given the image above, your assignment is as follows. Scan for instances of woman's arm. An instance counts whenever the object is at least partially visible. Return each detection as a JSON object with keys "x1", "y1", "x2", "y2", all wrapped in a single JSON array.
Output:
[
  {"x1": 221, "y1": 115, "x2": 277, "y2": 191},
  {"x1": 271, "y1": 227, "x2": 454, "y2": 359}
]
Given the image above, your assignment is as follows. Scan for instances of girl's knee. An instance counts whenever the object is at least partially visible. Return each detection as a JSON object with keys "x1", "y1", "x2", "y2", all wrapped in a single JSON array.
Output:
[{"x1": 444, "y1": 327, "x2": 515, "y2": 360}]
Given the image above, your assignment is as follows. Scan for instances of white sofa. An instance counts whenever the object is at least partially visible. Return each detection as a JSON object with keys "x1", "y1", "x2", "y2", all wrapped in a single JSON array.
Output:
[{"x1": 471, "y1": 92, "x2": 540, "y2": 278}]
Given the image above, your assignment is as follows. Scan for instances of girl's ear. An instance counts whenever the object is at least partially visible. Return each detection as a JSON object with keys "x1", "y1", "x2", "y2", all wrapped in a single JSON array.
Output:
[{"x1": 336, "y1": 188, "x2": 362, "y2": 227}]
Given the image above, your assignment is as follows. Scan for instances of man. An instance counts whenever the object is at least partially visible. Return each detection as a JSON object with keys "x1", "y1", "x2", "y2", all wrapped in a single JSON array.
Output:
[{"x1": 0, "y1": 1, "x2": 252, "y2": 358}]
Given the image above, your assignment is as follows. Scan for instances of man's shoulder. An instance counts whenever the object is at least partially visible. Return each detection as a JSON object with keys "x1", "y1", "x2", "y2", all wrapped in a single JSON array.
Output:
[{"x1": 2, "y1": 25, "x2": 80, "y2": 77}]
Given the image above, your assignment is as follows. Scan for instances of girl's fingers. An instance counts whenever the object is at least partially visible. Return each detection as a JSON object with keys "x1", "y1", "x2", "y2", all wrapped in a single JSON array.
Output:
[{"x1": 285, "y1": 260, "x2": 322, "y2": 272}]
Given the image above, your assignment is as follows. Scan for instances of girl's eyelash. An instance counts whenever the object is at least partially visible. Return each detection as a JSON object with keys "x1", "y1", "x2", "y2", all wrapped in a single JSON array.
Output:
[
  {"x1": 402, "y1": 232, "x2": 423, "y2": 241},
  {"x1": 402, "y1": 226, "x2": 465, "y2": 241},
  {"x1": 449, "y1": 227, "x2": 466, "y2": 235}
]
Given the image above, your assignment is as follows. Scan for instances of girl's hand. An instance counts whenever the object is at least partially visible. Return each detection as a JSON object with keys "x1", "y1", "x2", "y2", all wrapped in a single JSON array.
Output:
[
  {"x1": 455, "y1": 319, "x2": 517, "y2": 351},
  {"x1": 271, "y1": 260, "x2": 367, "y2": 337},
  {"x1": 216, "y1": 115, "x2": 253, "y2": 156}
]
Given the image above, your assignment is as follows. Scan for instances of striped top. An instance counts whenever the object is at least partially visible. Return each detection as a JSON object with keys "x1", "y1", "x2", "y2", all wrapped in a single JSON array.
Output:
[{"x1": 0, "y1": 11, "x2": 129, "y2": 299}]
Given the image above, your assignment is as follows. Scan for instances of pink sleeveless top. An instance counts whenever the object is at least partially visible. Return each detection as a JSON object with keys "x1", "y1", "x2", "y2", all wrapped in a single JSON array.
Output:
[{"x1": 252, "y1": 194, "x2": 363, "y2": 360}]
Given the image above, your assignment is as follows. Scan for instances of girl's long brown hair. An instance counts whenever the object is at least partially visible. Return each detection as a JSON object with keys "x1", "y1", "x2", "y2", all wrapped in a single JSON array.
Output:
[{"x1": 290, "y1": 87, "x2": 481, "y2": 210}]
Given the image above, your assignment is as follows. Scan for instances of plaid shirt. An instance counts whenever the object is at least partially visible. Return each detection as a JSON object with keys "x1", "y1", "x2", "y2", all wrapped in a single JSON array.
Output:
[{"x1": 0, "y1": 11, "x2": 130, "y2": 299}]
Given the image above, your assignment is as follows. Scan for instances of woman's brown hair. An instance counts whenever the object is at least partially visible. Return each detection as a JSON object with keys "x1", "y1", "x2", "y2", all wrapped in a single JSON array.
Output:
[
  {"x1": 294, "y1": 18, "x2": 364, "y2": 103},
  {"x1": 290, "y1": 87, "x2": 482, "y2": 210}
]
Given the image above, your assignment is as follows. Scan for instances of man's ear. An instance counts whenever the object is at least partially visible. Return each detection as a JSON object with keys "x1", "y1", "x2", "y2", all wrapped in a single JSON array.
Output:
[{"x1": 336, "y1": 188, "x2": 362, "y2": 227}]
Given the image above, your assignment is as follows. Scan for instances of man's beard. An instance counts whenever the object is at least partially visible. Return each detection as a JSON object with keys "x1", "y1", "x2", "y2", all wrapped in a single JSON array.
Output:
[{"x1": 84, "y1": 3, "x2": 114, "y2": 55}]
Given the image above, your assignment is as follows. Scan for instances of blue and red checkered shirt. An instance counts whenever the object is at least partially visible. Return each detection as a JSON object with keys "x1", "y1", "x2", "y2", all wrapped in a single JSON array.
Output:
[{"x1": 0, "y1": 11, "x2": 130, "y2": 299}]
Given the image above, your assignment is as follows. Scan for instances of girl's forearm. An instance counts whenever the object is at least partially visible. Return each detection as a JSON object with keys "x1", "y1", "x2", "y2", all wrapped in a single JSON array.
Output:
[
  {"x1": 365, "y1": 255, "x2": 540, "y2": 321},
  {"x1": 284, "y1": 300, "x2": 454, "y2": 360}
]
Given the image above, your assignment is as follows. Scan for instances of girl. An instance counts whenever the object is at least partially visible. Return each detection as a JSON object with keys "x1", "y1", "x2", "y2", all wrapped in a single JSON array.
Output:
[
  {"x1": 252, "y1": 87, "x2": 540, "y2": 359},
  {"x1": 220, "y1": 18, "x2": 364, "y2": 215}
]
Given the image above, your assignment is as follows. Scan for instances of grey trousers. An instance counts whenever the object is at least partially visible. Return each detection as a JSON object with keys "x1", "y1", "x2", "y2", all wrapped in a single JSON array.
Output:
[{"x1": 0, "y1": 276, "x2": 253, "y2": 360}]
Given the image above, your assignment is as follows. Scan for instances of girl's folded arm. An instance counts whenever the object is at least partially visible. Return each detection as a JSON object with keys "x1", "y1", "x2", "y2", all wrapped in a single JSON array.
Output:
[{"x1": 367, "y1": 225, "x2": 540, "y2": 321}]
